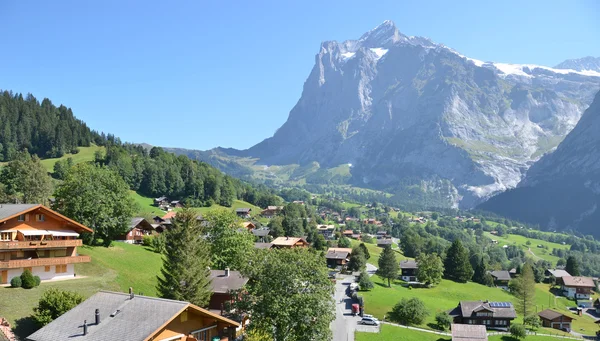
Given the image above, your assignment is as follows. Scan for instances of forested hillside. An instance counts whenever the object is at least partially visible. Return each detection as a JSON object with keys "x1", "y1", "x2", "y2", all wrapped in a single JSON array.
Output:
[{"x1": 0, "y1": 91, "x2": 107, "y2": 161}]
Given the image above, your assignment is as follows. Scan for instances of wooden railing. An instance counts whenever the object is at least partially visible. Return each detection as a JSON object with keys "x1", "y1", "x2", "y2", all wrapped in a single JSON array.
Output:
[
  {"x1": 0, "y1": 239, "x2": 82, "y2": 250},
  {"x1": 0, "y1": 255, "x2": 91, "y2": 269}
]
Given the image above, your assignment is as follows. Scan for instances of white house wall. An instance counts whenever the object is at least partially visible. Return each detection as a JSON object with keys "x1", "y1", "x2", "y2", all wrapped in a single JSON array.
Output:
[{"x1": 5, "y1": 264, "x2": 75, "y2": 283}]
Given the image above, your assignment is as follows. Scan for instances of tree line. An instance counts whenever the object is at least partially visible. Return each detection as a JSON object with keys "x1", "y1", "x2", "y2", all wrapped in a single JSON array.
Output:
[{"x1": 0, "y1": 91, "x2": 108, "y2": 161}]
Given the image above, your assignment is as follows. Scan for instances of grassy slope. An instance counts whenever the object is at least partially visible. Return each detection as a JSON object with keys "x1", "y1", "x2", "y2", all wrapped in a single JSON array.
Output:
[
  {"x1": 351, "y1": 240, "x2": 409, "y2": 267},
  {"x1": 356, "y1": 324, "x2": 574, "y2": 341},
  {"x1": 0, "y1": 243, "x2": 162, "y2": 338},
  {"x1": 39, "y1": 145, "x2": 104, "y2": 173},
  {"x1": 361, "y1": 275, "x2": 593, "y2": 336},
  {"x1": 483, "y1": 232, "x2": 570, "y2": 264}
]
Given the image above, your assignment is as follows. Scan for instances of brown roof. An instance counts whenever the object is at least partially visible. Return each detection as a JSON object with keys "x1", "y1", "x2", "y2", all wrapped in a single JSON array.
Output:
[
  {"x1": 451, "y1": 324, "x2": 487, "y2": 341},
  {"x1": 538, "y1": 309, "x2": 573, "y2": 322},
  {"x1": 489, "y1": 270, "x2": 511, "y2": 281},
  {"x1": 271, "y1": 237, "x2": 308, "y2": 246},
  {"x1": 327, "y1": 248, "x2": 352, "y2": 254},
  {"x1": 209, "y1": 269, "x2": 249, "y2": 293},
  {"x1": 458, "y1": 301, "x2": 517, "y2": 319},
  {"x1": 342, "y1": 230, "x2": 353, "y2": 235},
  {"x1": 0, "y1": 204, "x2": 93, "y2": 233},
  {"x1": 325, "y1": 251, "x2": 349, "y2": 260},
  {"x1": 162, "y1": 211, "x2": 177, "y2": 220},
  {"x1": 562, "y1": 276, "x2": 595, "y2": 288},
  {"x1": 242, "y1": 222, "x2": 255, "y2": 229}
]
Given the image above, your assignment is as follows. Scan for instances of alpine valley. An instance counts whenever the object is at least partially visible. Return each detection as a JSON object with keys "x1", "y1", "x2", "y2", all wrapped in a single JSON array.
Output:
[{"x1": 168, "y1": 21, "x2": 600, "y2": 210}]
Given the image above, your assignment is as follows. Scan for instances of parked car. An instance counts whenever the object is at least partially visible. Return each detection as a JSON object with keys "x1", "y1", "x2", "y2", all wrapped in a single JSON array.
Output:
[
  {"x1": 362, "y1": 314, "x2": 377, "y2": 320},
  {"x1": 358, "y1": 317, "x2": 379, "y2": 326}
]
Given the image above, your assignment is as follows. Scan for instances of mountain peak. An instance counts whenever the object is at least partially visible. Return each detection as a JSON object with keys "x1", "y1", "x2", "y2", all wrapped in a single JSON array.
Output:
[
  {"x1": 554, "y1": 56, "x2": 600, "y2": 72},
  {"x1": 358, "y1": 20, "x2": 402, "y2": 47}
]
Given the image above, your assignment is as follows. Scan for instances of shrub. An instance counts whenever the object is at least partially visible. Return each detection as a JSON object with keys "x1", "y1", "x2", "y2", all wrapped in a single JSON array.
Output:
[
  {"x1": 389, "y1": 297, "x2": 429, "y2": 325},
  {"x1": 358, "y1": 271, "x2": 374, "y2": 291},
  {"x1": 524, "y1": 314, "x2": 541, "y2": 330},
  {"x1": 10, "y1": 276, "x2": 22, "y2": 288},
  {"x1": 510, "y1": 323, "x2": 526, "y2": 339},
  {"x1": 142, "y1": 235, "x2": 154, "y2": 247},
  {"x1": 21, "y1": 269, "x2": 37, "y2": 289},
  {"x1": 435, "y1": 311, "x2": 452, "y2": 331},
  {"x1": 34, "y1": 276, "x2": 41, "y2": 287},
  {"x1": 152, "y1": 233, "x2": 166, "y2": 254},
  {"x1": 33, "y1": 288, "x2": 84, "y2": 326}
]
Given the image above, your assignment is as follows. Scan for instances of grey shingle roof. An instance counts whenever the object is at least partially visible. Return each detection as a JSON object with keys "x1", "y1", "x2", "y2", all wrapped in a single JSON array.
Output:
[
  {"x1": 26, "y1": 291, "x2": 188, "y2": 341},
  {"x1": 546, "y1": 269, "x2": 571, "y2": 278},
  {"x1": 254, "y1": 242, "x2": 273, "y2": 249},
  {"x1": 458, "y1": 301, "x2": 517, "y2": 319},
  {"x1": 0, "y1": 204, "x2": 39, "y2": 221},
  {"x1": 451, "y1": 324, "x2": 488, "y2": 340},
  {"x1": 325, "y1": 251, "x2": 349, "y2": 260},
  {"x1": 489, "y1": 270, "x2": 511, "y2": 281},
  {"x1": 252, "y1": 228, "x2": 270, "y2": 237},
  {"x1": 209, "y1": 270, "x2": 249, "y2": 293},
  {"x1": 400, "y1": 259, "x2": 418, "y2": 269}
]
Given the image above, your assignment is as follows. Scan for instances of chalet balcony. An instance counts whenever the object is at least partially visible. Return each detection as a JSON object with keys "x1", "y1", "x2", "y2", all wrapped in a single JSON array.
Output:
[
  {"x1": 0, "y1": 239, "x2": 83, "y2": 250},
  {"x1": 0, "y1": 255, "x2": 91, "y2": 269}
]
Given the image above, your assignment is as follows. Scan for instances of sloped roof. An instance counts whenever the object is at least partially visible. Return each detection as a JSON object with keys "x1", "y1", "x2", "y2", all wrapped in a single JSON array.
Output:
[
  {"x1": 458, "y1": 301, "x2": 517, "y2": 319},
  {"x1": 377, "y1": 239, "x2": 393, "y2": 245},
  {"x1": 562, "y1": 276, "x2": 595, "y2": 288},
  {"x1": 271, "y1": 237, "x2": 307, "y2": 246},
  {"x1": 254, "y1": 243, "x2": 273, "y2": 249},
  {"x1": 325, "y1": 251, "x2": 349, "y2": 260},
  {"x1": 235, "y1": 208, "x2": 251, "y2": 213},
  {"x1": 538, "y1": 309, "x2": 573, "y2": 321},
  {"x1": 252, "y1": 228, "x2": 270, "y2": 237},
  {"x1": 327, "y1": 248, "x2": 352, "y2": 254},
  {"x1": 162, "y1": 211, "x2": 177, "y2": 220},
  {"x1": 546, "y1": 269, "x2": 571, "y2": 278},
  {"x1": 0, "y1": 204, "x2": 92, "y2": 233},
  {"x1": 489, "y1": 270, "x2": 511, "y2": 281},
  {"x1": 209, "y1": 270, "x2": 248, "y2": 293},
  {"x1": 26, "y1": 291, "x2": 238, "y2": 341},
  {"x1": 400, "y1": 259, "x2": 418, "y2": 269},
  {"x1": 451, "y1": 324, "x2": 487, "y2": 340}
]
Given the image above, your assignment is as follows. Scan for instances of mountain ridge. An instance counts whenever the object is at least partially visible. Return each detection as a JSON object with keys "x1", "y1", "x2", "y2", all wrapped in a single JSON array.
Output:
[{"x1": 169, "y1": 21, "x2": 600, "y2": 209}]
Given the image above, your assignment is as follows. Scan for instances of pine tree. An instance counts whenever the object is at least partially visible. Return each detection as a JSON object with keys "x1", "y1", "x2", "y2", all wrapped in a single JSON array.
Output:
[
  {"x1": 444, "y1": 239, "x2": 473, "y2": 283},
  {"x1": 377, "y1": 246, "x2": 399, "y2": 287},
  {"x1": 472, "y1": 257, "x2": 487, "y2": 284},
  {"x1": 513, "y1": 263, "x2": 536, "y2": 318},
  {"x1": 566, "y1": 256, "x2": 581, "y2": 276},
  {"x1": 359, "y1": 243, "x2": 370, "y2": 260},
  {"x1": 157, "y1": 208, "x2": 212, "y2": 307}
]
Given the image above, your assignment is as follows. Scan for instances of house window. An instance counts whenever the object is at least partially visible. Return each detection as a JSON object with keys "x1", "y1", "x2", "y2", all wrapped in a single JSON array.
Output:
[
  {"x1": 0, "y1": 232, "x2": 11, "y2": 241},
  {"x1": 56, "y1": 264, "x2": 67, "y2": 273},
  {"x1": 484, "y1": 320, "x2": 491, "y2": 325},
  {"x1": 496, "y1": 320, "x2": 507, "y2": 326},
  {"x1": 18, "y1": 215, "x2": 25, "y2": 222},
  {"x1": 36, "y1": 214, "x2": 45, "y2": 222},
  {"x1": 180, "y1": 311, "x2": 188, "y2": 322},
  {"x1": 44, "y1": 266, "x2": 51, "y2": 272}
]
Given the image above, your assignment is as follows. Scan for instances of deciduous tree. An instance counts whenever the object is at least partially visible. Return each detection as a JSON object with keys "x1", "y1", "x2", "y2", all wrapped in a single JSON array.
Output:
[
  {"x1": 416, "y1": 253, "x2": 444, "y2": 287},
  {"x1": 204, "y1": 208, "x2": 254, "y2": 270},
  {"x1": 389, "y1": 297, "x2": 429, "y2": 325},
  {"x1": 347, "y1": 246, "x2": 366, "y2": 272},
  {"x1": 33, "y1": 288, "x2": 84, "y2": 326},
  {"x1": 0, "y1": 151, "x2": 52, "y2": 204}
]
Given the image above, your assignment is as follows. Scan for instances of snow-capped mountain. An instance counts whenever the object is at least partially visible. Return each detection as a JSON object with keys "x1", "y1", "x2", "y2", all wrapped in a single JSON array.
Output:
[
  {"x1": 172, "y1": 21, "x2": 600, "y2": 209},
  {"x1": 554, "y1": 56, "x2": 600, "y2": 73},
  {"x1": 480, "y1": 90, "x2": 600, "y2": 236}
]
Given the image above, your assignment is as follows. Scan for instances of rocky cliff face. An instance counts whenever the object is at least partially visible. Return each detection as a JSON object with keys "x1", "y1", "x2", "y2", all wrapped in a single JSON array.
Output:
[
  {"x1": 555, "y1": 56, "x2": 600, "y2": 73},
  {"x1": 480, "y1": 91, "x2": 600, "y2": 235},
  {"x1": 174, "y1": 21, "x2": 600, "y2": 209}
]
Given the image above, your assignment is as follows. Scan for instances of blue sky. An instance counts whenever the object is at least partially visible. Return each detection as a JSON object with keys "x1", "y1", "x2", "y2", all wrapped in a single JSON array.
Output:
[{"x1": 1, "y1": 0, "x2": 598, "y2": 150}]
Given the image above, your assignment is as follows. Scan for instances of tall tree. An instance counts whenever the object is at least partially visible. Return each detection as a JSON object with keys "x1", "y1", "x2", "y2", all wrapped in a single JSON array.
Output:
[
  {"x1": 566, "y1": 256, "x2": 581, "y2": 276},
  {"x1": 377, "y1": 246, "x2": 399, "y2": 287},
  {"x1": 472, "y1": 257, "x2": 487, "y2": 284},
  {"x1": 416, "y1": 253, "x2": 444, "y2": 287},
  {"x1": 359, "y1": 243, "x2": 370, "y2": 260},
  {"x1": 512, "y1": 263, "x2": 536, "y2": 318},
  {"x1": 0, "y1": 151, "x2": 52, "y2": 204},
  {"x1": 157, "y1": 208, "x2": 212, "y2": 307},
  {"x1": 347, "y1": 245, "x2": 367, "y2": 272},
  {"x1": 203, "y1": 208, "x2": 254, "y2": 270},
  {"x1": 443, "y1": 239, "x2": 473, "y2": 283},
  {"x1": 282, "y1": 203, "x2": 304, "y2": 237},
  {"x1": 52, "y1": 163, "x2": 135, "y2": 246},
  {"x1": 236, "y1": 248, "x2": 334, "y2": 341}
]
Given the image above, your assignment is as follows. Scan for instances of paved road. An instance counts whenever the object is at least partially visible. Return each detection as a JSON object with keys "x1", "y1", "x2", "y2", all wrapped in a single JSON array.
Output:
[{"x1": 366, "y1": 263, "x2": 377, "y2": 276}]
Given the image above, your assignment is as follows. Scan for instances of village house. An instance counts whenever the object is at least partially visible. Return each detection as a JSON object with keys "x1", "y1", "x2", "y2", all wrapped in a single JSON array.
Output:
[
  {"x1": 209, "y1": 268, "x2": 249, "y2": 314},
  {"x1": 451, "y1": 324, "x2": 488, "y2": 341},
  {"x1": 376, "y1": 231, "x2": 388, "y2": 238},
  {"x1": 116, "y1": 218, "x2": 154, "y2": 244},
  {"x1": 235, "y1": 208, "x2": 252, "y2": 219},
  {"x1": 351, "y1": 234, "x2": 361, "y2": 240},
  {"x1": 488, "y1": 270, "x2": 511, "y2": 290},
  {"x1": 260, "y1": 206, "x2": 283, "y2": 219},
  {"x1": 0, "y1": 204, "x2": 92, "y2": 285},
  {"x1": 270, "y1": 237, "x2": 308, "y2": 248},
  {"x1": 251, "y1": 228, "x2": 270, "y2": 242},
  {"x1": 26, "y1": 290, "x2": 240, "y2": 341},
  {"x1": 538, "y1": 309, "x2": 574, "y2": 332},
  {"x1": 153, "y1": 196, "x2": 168, "y2": 207},
  {"x1": 545, "y1": 269, "x2": 571, "y2": 283},
  {"x1": 400, "y1": 259, "x2": 418, "y2": 282},
  {"x1": 316, "y1": 225, "x2": 335, "y2": 239},
  {"x1": 253, "y1": 242, "x2": 273, "y2": 250},
  {"x1": 342, "y1": 230, "x2": 353, "y2": 237},
  {"x1": 560, "y1": 276, "x2": 595, "y2": 301},
  {"x1": 241, "y1": 222, "x2": 255, "y2": 232},
  {"x1": 448, "y1": 301, "x2": 516, "y2": 330},
  {"x1": 376, "y1": 239, "x2": 393, "y2": 248},
  {"x1": 325, "y1": 248, "x2": 352, "y2": 268},
  {"x1": 170, "y1": 200, "x2": 183, "y2": 209}
]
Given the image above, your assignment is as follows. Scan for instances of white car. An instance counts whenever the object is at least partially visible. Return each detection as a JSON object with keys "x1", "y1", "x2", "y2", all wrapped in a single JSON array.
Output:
[
  {"x1": 358, "y1": 317, "x2": 379, "y2": 326},
  {"x1": 362, "y1": 314, "x2": 377, "y2": 320}
]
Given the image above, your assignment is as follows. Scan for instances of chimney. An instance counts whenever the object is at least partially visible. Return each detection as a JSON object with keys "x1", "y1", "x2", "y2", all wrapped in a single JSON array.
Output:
[
  {"x1": 83, "y1": 320, "x2": 88, "y2": 336},
  {"x1": 95, "y1": 309, "x2": 100, "y2": 325},
  {"x1": 129, "y1": 287, "x2": 134, "y2": 300},
  {"x1": 225, "y1": 267, "x2": 230, "y2": 277}
]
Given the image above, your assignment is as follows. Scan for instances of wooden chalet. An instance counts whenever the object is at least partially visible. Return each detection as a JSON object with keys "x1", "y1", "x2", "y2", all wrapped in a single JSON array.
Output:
[
  {"x1": 448, "y1": 301, "x2": 516, "y2": 330},
  {"x1": 270, "y1": 237, "x2": 308, "y2": 248},
  {"x1": 538, "y1": 309, "x2": 573, "y2": 332},
  {"x1": 561, "y1": 276, "x2": 595, "y2": 300},
  {"x1": 116, "y1": 218, "x2": 154, "y2": 244},
  {"x1": 488, "y1": 270, "x2": 511, "y2": 290},
  {"x1": 241, "y1": 222, "x2": 255, "y2": 231},
  {"x1": 235, "y1": 208, "x2": 252, "y2": 219},
  {"x1": 209, "y1": 269, "x2": 249, "y2": 314},
  {"x1": 316, "y1": 225, "x2": 335, "y2": 239},
  {"x1": 400, "y1": 259, "x2": 418, "y2": 282},
  {"x1": 325, "y1": 248, "x2": 352, "y2": 268},
  {"x1": 0, "y1": 204, "x2": 92, "y2": 285},
  {"x1": 260, "y1": 206, "x2": 283, "y2": 219}
]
